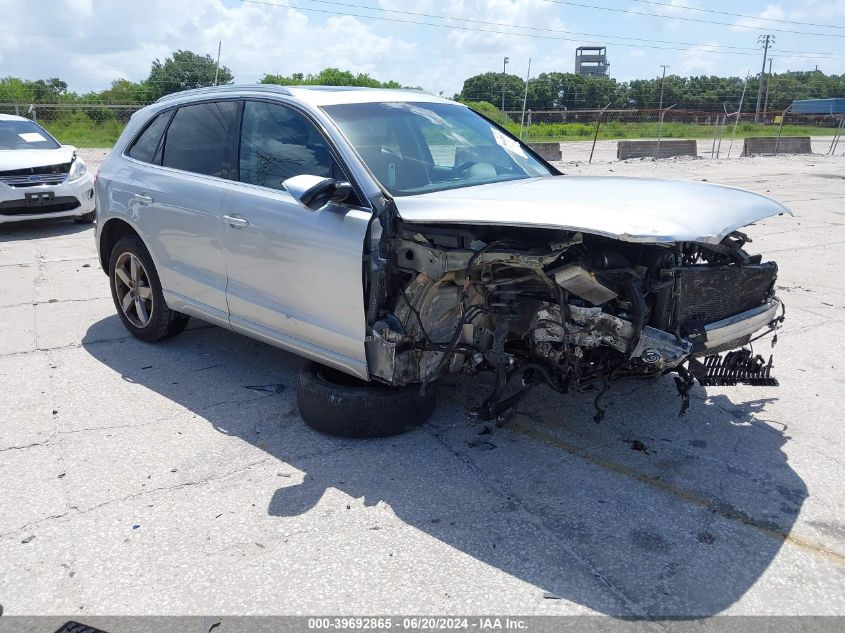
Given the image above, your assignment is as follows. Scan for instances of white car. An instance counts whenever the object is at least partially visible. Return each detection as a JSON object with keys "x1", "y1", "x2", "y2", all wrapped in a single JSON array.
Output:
[{"x1": 0, "y1": 114, "x2": 95, "y2": 225}]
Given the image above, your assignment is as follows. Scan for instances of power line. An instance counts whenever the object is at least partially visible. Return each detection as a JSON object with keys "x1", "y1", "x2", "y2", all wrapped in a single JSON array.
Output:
[
  {"x1": 629, "y1": 0, "x2": 845, "y2": 30},
  {"x1": 539, "y1": 0, "x2": 845, "y2": 38},
  {"x1": 240, "y1": 0, "x2": 845, "y2": 58},
  {"x1": 285, "y1": 0, "x2": 844, "y2": 56}
]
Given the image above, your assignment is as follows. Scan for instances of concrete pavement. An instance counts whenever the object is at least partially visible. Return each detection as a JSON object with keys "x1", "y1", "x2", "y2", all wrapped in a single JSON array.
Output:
[{"x1": 0, "y1": 151, "x2": 843, "y2": 616}]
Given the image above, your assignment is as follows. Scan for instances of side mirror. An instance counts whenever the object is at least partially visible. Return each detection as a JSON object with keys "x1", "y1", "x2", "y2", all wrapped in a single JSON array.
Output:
[{"x1": 282, "y1": 174, "x2": 353, "y2": 211}]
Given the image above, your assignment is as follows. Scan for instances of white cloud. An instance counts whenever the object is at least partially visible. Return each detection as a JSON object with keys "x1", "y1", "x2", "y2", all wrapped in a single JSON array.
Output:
[
  {"x1": 675, "y1": 41, "x2": 724, "y2": 76},
  {"x1": 0, "y1": 0, "x2": 416, "y2": 94},
  {"x1": 731, "y1": 4, "x2": 787, "y2": 31}
]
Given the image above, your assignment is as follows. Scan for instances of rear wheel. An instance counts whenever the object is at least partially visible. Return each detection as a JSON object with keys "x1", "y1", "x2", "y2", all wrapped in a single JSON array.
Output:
[
  {"x1": 74, "y1": 210, "x2": 96, "y2": 224},
  {"x1": 296, "y1": 362, "x2": 437, "y2": 438},
  {"x1": 108, "y1": 235, "x2": 189, "y2": 341}
]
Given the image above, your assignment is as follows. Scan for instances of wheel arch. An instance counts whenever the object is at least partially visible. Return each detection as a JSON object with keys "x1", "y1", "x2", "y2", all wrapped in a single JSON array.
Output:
[{"x1": 98, "y1": 217, "x2": 147, "y2": 273}]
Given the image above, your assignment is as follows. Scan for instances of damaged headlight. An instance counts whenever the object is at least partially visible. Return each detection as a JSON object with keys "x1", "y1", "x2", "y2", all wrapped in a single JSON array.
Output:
[{"x1": 68, "y1": 157, "x2": 88, "y2": 182}]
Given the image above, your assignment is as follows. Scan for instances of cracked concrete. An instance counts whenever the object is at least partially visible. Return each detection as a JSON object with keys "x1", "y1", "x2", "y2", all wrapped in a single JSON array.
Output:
[{"x1": 0, "y1": 151, "x2": 843, "y2": 616}]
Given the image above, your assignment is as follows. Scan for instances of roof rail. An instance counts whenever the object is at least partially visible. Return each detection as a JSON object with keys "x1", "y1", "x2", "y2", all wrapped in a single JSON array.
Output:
[{"x1": 155, "y1": 84, "x2": 293, "y2": 103}]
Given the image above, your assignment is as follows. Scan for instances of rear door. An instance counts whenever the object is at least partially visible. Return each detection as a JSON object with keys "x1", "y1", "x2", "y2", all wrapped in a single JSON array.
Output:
[
  {"x1": 120, "y1": 100, "x2": 240, "y2": 321},
  {"x1": 220, "y1": 99, "x2": 372, "y2": 376}
]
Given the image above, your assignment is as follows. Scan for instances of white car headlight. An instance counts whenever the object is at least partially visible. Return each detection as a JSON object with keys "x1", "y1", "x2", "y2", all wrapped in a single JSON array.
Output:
[{"x1": 68, "y1": 158, "x2": 88, "y2": 182}]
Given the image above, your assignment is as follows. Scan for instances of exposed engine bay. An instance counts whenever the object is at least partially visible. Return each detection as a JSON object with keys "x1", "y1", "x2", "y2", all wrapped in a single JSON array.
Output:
[{"x1": 364, "y1": 220, "x2": 784, "y2": 421}]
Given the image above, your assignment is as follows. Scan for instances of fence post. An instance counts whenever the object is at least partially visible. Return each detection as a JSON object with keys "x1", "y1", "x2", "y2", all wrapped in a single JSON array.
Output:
[
  {"x1": 727, "y1": 71, "x2": 750, "y2": 159},
  {"x1": 656, "y1": 104, "x2": 676, "y2": 159},
  {"x1": 827, "y1": 116, "x2": 844, "y2": 156},
  {"x1": 14, "y1": 104, "x2": 20, "y2": 116},
  {"x1": 589, "y1": 103, "x2": 611, "y2": 164},
  {"x1": 774, "y1": 105, "x2": 792, "y2": 155}
]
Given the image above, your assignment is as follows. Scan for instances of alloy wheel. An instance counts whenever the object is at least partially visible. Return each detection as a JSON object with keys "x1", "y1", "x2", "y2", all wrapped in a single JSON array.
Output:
[{"x1": 114, "y1": 252, "x2": 154, "y2": 328}]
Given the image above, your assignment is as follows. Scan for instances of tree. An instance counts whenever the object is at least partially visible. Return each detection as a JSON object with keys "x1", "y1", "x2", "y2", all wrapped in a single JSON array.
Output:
[
  {"x1": 458, "y1": 72, "x2": 525, "y2": 110},
  {"x1": 146, "y1": 50, "x2": 233, "y2": 99},
  {"x1": 260, "y1": 68, "x2": 401, "y2": 88},
  {"x1": 89, "y1": 79, "x2": 153, "y2": 104}
]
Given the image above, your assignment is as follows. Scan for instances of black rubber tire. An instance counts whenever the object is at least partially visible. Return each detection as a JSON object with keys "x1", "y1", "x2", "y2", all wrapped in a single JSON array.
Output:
[
  {"x1": 108, "y1": 235, "x2": 190, "y2": 342},
  {"x1": 296, "y1": 362, "x2": 437, "y2": 438},
  {"x1": 73, "y1": 210, "x2": 96, "y2": 224}
]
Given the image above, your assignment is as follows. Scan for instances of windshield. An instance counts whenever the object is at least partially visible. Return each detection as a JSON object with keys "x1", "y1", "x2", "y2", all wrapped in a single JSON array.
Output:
[
  {"x1": 0, "y1": 119, "x2": 61, "y2": 150},
  {"x1": 322, "y1": 102, "x2": 552, "y2": 196}
]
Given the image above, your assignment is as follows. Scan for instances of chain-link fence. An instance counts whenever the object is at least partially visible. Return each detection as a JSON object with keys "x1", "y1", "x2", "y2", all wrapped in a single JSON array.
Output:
[
  {"x1": 2, "y1": 102, "x2": 843, "y2": 163},
  {"x1": 499, "y1": 108, "x2": 845, "y2": 162},
  {"x1": 0, "y1": 103, "x2": 145, "y2": 148}
]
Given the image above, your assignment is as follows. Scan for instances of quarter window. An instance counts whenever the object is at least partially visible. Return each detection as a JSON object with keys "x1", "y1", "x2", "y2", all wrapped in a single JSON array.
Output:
[
  {"x1": 162, "y1": 101, "x2": 239, "y2": 178},
  {"x1": 127, "y1": 111, "x2": 171, "y2": 164},
  {"x1": 239, "y1": 101, "x2": 333, "y2": 191}
]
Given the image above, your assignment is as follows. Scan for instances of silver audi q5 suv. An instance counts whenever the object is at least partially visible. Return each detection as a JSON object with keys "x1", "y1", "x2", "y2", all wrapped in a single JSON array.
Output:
[{"x1": 96, "y1": 85, "x2": 788, "y2": 437}]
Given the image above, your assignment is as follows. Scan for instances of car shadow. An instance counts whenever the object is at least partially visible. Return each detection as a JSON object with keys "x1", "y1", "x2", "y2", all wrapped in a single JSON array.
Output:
[
  {"x1": 82, "y1": 317, "x2": 805, "y2": 616},
  {"x1": 0, "y1": 217, "x2": 92, "y2": 240}
]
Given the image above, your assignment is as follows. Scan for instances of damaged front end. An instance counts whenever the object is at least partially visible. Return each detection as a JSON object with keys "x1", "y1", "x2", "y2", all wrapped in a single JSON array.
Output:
[{"x1": 364, "y1": 222, "x2": 784, "y2": 421}]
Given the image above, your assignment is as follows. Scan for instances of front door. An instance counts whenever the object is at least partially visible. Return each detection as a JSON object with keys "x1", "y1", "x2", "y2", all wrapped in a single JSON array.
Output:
[{"x1": 221, "y1": 100, "x2": 372, "y2": 376}]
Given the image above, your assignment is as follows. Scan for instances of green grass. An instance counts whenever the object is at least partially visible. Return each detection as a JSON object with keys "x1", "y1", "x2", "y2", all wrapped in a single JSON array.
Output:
[
  {"x1": 504, "y1": 120, "x2": 838, "y2": 143},
  {"x1": 40, "y1": 112, "x2": 126, "y2": 148}
]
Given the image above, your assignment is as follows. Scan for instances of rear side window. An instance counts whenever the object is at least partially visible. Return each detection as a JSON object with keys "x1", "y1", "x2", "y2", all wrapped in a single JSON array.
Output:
[
  {"x1": 239, "y1": 100, "x2": 334, "y2": 190},
  {"x1": 127, "y1": 111, "x2": 170, "y2": 163},
  {"x1": 162, "y1": 101, "x2": 239, "y2": 178}
]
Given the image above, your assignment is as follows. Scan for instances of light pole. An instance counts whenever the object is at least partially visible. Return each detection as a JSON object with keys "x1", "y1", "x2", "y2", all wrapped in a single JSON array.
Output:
[
  {"x1": 754, "y1": 34, "x2": 774, "y2": 122},
  {"x1": 501, "y1": 56, "x2": 509, "y2": 114},
  {"x1": 658, "y1": 64, "x2": 669, "y2": 112},
  {"x1": 214, "y1": 40, "x2": 222, "y2": 86}
]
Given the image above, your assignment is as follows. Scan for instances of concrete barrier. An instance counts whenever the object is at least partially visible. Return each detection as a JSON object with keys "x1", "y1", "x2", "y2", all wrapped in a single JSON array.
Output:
[
  {"x1": 742, "y1": 136, "x2": 812, "y2": 156},
  {"x1": 617, "y1": 139, "x2": 698, "y2": 160},
  {"x1": 527, "y1": 142, "x2": 562, "y2": 162}
]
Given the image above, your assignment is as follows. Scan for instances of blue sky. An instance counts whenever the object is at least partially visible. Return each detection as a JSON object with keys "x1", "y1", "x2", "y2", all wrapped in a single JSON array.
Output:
[{"x1": 1, "y1": 0, "x2": 844, "y2": 97}]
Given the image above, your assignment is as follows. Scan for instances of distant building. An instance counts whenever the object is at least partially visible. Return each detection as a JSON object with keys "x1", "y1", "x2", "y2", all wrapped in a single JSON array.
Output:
[{"x1": 575, "y1": 46, "x2": 609, "y2": 77}]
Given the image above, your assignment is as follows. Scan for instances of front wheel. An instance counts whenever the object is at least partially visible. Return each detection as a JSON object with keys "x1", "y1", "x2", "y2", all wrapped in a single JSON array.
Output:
[
  {"x1": 108, "y1": 235, "x2": 189, "y2": 342},
  {"x1": 295, "y1": 362, "x2": 437, "y2": 438}
]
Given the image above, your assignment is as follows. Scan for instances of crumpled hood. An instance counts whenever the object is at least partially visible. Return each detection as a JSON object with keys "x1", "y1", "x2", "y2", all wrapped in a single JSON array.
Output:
[
  {"x1": 393, "y1": 176, "x2": 791, "y2": 244},
  {"x1": 0, "y1": 146, "x2": 76, "y2": 171}
]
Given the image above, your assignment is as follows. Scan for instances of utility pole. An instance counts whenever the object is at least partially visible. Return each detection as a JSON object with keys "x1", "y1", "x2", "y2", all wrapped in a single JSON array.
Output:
[
  {"x1": 658, "y1": 64, "x2": 669, "y2": 112},
  {"x1": 754, "y1": 34, "x2": 773, "y2": 122},
  {"x1": 519, "y1": 58, "x2": 532, "y2": 139},
  {"x1": 762, "y1": 57, "x2": 773, "y2": 120},
  {"x1": 214, "y1": 40, "x2": 222, "y2": 86},
  {"x1": 501, "y1": 56, "x2": 509, "y2": 114}
]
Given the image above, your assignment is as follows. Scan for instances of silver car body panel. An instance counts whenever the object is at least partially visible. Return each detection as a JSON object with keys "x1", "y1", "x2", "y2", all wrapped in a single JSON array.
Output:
[
  {"x1": 221, "y1": 181, "x2": 372, "y2": 379},
  {"x1": 393, "y1": 176, "x2": 791, "y2": 245},
  {"x1": 97, "y1": 86, "x2": 786, "y2": 382},
  {"x1": 102, "y1": 160, "x2": 231, "y2": 315}
]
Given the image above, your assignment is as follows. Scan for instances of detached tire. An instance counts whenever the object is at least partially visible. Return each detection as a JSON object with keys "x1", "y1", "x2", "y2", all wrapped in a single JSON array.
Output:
[{"x1": 296, "y1": 362, "x2": 436, "y2": 438}]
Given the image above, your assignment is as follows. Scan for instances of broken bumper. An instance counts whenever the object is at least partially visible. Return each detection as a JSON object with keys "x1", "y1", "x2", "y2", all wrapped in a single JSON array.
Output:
[{"x1": 701, "y1": 298, "x2": 782, "y2": 352}]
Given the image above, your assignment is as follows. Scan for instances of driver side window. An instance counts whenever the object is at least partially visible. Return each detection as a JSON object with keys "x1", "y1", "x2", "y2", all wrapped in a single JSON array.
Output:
[{"x1": 239, "y1": 101, "x2": 334, "y2": 191}]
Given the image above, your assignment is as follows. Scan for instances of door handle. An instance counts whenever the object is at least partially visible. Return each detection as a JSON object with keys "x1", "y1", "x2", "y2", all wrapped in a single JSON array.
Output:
[{"x1": 223, "y1": 214, "x2": 250, "y2": 228}]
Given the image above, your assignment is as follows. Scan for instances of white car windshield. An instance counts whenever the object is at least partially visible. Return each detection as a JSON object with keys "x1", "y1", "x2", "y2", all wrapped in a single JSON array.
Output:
[
  {"x1": 322, "y1": 101, "x2": 552, "y2": 196},
  {"x1": 0, "y1": 119, "x2": 61, "y2": 150}
]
